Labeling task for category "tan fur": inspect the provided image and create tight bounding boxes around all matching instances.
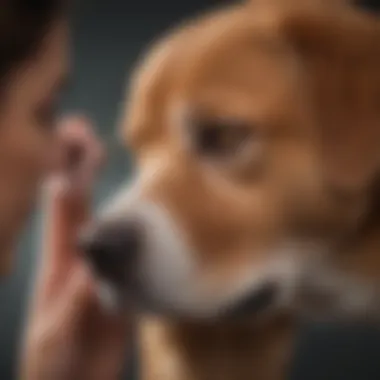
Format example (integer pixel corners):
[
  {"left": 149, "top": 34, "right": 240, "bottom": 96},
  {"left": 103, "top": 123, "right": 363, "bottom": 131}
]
[
  {"left": 117, "top": 1, "right": 380, "bottom": 379},
  {"left": 139, "top": 315, "right": 296, "bottom": 380}
]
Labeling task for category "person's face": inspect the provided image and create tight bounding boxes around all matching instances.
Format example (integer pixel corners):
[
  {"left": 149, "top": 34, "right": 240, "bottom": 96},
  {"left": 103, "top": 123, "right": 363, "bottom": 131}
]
[{"left": 0, "top": 20, "right": 69, "bottom": 274}]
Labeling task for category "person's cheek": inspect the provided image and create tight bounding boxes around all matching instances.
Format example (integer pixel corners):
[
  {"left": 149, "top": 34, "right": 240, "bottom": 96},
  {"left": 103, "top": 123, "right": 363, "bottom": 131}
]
[{"left": 14, "top": 121, "right": 51, "bottom": 219}]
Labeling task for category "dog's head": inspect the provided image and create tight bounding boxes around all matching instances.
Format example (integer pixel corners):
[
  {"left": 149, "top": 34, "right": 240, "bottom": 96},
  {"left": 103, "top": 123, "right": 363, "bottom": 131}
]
[{"left": 81, "top": 1, "right": 380, "bottom": 320}]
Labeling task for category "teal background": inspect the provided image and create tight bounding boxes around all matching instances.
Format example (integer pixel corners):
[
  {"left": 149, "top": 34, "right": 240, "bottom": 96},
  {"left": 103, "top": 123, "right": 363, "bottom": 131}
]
[{"left": 0, "top": 1, "right": 380, "bottom": 379}]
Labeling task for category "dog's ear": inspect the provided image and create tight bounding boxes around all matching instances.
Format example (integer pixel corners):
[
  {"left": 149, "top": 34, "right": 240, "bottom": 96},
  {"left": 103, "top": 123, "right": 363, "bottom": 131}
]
[{"left": 283, "top": 7, "right": 380, "bottom": 194}]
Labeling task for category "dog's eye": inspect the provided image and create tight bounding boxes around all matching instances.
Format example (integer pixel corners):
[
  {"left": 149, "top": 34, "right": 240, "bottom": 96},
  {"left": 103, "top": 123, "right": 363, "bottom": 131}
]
[{"left": 191, "top": 119, "right": 252, "bottom": 158}]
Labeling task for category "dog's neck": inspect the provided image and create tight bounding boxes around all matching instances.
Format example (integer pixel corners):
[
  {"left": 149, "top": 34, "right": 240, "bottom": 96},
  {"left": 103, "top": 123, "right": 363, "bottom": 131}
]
[
  {"left": 301, "top": 179, "right": 380, "bottom": 319},
  {"left": 138, "top": 314, "right": 297, "bottom": 380}
]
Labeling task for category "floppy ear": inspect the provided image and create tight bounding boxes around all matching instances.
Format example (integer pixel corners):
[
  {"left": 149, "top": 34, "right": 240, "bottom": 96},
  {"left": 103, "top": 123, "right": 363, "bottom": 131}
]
[{"left": 283, "top": 6, "right": 380, "bottom": 194}]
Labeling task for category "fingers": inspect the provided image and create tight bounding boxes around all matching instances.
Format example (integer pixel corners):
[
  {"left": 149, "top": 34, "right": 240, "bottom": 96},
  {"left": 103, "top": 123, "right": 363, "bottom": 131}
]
[
  {"left": 24, "top": 115, "right": 131, "bottom": 380},
  {"left": 40, "top": 174, "right": 89, "bottom": 282},
  {"left": 24, "top": 263, "right": 94, "bottom": 367},
  {"left": 56, "top": 115, "right": 104, "bottom": 194},
  {"left": 51, "top": 262, "right": 94, "bottom": 329},
  {"left": 76, "top": 293, "right": 132, "bottom": 380},
  {"left": 38, "top": 115, "right": 105, "bottom": 293}
]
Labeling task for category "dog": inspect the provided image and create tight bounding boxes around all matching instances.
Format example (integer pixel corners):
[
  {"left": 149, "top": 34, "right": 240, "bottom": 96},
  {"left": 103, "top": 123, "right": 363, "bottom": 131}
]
[{"left": 80, "top": 0, "right": 380, "bottom": 379}]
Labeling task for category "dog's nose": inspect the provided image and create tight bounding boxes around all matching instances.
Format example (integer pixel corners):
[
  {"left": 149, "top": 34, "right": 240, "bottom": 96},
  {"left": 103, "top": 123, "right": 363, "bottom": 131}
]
[{"left": 78, "top": 221, "right": 141, "bottom": 282}]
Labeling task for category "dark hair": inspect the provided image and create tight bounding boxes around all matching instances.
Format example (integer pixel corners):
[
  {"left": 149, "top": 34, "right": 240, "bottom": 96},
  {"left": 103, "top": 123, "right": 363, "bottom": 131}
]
[{"left": 0, "top": 0, "right": 65, "bottom": 83}]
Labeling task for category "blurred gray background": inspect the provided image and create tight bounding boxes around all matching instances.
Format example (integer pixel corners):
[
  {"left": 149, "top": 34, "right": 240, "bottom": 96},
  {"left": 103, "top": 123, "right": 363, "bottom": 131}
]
[{"left": 1, "top": 0, "right": 380, "bottom": 379}]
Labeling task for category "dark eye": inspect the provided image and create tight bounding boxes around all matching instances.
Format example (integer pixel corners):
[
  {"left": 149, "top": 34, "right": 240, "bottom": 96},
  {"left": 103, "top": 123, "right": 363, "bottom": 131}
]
[{"left": 191, "top": 118, "right": 252, "bottom": 158}]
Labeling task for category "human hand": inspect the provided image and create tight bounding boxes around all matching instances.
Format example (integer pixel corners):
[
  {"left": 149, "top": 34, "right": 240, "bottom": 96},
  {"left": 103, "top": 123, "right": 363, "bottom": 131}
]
[{"left": 20, "top": 116, "right": 130, "bottom": 380}]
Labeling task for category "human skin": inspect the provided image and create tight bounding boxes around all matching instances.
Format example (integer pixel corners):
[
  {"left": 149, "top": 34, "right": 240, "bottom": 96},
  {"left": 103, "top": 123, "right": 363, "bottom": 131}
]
[{"left": 20, "top": 117, "right": 130, "bottom": 380}]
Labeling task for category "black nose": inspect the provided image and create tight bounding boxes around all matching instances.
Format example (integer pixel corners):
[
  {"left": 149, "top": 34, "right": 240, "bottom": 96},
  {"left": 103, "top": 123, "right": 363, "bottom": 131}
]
[{"left": 78, "top": 221, "right": 141, "bottom": 282}]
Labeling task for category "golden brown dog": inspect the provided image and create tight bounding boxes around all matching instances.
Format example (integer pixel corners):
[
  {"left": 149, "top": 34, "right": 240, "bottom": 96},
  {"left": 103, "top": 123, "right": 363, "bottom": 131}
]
[{"left": 81, "top": 0, "right": 380, "bottom": 379}]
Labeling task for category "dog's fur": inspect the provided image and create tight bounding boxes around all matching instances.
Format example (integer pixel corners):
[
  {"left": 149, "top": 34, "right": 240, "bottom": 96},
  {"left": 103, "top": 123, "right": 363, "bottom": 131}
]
[{"left": 87, "top": 1, "right": 380, "bottom": 379}]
